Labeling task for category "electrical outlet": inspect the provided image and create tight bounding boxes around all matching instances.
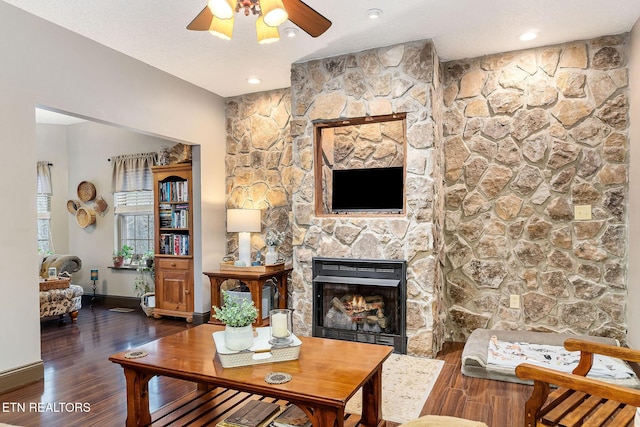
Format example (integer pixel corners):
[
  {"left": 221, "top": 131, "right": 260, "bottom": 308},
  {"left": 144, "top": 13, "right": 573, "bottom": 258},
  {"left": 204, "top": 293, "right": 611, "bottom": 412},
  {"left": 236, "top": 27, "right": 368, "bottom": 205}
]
[
  {"left": 574, "top": 205, "right": 592, "bottom": 220},
  {"left": 509, "top": 294, "right": 520, "bottom": 309}
]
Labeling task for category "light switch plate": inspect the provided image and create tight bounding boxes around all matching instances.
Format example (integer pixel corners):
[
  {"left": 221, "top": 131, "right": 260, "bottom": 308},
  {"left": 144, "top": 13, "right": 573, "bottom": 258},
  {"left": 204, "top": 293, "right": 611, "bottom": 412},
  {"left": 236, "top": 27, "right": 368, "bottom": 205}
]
[
  {"left": 509, "top": 294, "right": 520, "bottom": 309},
  {"left": 574, "top": 205, "right": 592, "bottom": 220}
]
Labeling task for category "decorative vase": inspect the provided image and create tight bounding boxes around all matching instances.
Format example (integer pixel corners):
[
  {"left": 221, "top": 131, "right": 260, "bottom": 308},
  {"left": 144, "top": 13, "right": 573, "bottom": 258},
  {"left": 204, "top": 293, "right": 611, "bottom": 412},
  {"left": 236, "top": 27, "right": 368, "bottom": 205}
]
[
  {"left": 265, "top": 246, "right": 278, "bottom": 265},
  {"left": 224, "top": 324, "right": 254, "bottom": 351},
  {"left": 113, "top": 256, "right": 124, "bottom": 268}
]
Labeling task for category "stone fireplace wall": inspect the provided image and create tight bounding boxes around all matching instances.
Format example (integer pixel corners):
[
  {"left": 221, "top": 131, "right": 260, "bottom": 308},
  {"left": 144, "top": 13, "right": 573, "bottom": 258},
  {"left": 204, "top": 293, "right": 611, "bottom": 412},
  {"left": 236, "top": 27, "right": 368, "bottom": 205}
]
[
  {"left": 225, "top": 89, "right": 293, "bottom": 263},
  {"left": 442, "top": 35, "right": 630, "bottom": 342},
  {"left": 290, "top": 40, "right": 446, "bottom": 357}
]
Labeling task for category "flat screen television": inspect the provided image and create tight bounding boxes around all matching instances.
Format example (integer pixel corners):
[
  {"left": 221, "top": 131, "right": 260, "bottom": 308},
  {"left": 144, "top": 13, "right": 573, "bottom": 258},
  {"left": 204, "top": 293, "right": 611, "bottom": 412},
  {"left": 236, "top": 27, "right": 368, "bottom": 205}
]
[{"left": 332, "top": 166, "right": 404, "bottom": 213}]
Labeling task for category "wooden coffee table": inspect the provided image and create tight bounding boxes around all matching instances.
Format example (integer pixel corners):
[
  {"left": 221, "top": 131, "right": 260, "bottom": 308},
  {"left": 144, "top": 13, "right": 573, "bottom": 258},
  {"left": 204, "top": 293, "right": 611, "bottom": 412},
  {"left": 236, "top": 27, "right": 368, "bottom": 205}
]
[{"left": 109, "top": 324, "right": 392, "bottom": 427}]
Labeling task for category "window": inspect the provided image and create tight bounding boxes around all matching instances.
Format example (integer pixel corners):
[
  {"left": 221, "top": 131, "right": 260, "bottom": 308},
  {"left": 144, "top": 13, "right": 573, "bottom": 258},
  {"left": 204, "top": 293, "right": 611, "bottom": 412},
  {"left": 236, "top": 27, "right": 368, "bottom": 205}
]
[
  {"left": 111, "top": 152, "right": 156, "bottom": 259},
  {"left": 36, "top": 161, "right": 53, "bottom": 253},
  {"left": 37, "top": 193, "right": 52, "bottom": 253},
  {"left": 114, "top": 191, "right": 154, "bottom": 258}
]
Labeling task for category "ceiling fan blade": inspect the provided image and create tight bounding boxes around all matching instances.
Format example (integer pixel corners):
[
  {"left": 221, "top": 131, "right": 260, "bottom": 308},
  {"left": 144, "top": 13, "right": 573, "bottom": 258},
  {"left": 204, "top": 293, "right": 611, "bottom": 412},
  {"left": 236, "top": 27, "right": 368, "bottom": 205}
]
[
  {"left": 187, "top": 6, "right": 213, "bottom": 31},
  {"left": 282, "top": 0, "right": 332, "bottom": 37}
]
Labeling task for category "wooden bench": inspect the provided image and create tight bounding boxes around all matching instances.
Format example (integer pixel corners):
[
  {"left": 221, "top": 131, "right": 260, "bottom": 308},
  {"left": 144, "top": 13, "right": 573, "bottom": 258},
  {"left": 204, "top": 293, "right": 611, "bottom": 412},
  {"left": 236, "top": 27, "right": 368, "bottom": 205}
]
[{"left": 515, "top": 338, "right": 640, "bottom": 427}]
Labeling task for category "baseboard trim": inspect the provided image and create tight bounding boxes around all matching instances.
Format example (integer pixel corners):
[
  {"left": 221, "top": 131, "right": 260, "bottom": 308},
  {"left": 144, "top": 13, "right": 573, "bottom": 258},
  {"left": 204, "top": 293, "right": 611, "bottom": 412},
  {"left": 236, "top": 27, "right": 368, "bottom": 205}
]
[
  {"left": 82, "top": 294, "right": 140, "bottom": 309},
  {"left": 0, "top": 361, "right": 44, "bottom": 394}
]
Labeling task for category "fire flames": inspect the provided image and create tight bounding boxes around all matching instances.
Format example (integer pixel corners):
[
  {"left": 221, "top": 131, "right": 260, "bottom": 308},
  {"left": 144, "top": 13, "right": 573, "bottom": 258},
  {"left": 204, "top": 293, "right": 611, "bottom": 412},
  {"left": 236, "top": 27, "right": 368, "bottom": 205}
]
[
  {"left": 344, "top": 294, "right": 368, "bottom": 313},
  {"left": 326, "top": 293, "right": 387, "bottom": 331}
]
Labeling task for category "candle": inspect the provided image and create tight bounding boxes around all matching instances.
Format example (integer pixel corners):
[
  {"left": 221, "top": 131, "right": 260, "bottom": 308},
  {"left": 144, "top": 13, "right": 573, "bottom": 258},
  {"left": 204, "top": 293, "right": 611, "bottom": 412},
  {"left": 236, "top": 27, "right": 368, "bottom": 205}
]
[{"left": 271, "top": 312, "right": 289, "bottom": 338}]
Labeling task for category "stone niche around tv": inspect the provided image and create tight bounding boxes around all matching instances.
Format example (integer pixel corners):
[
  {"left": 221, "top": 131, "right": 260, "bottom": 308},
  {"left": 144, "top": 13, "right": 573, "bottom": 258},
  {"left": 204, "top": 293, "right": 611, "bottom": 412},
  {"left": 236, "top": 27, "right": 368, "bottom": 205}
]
[{"left": 314, "top": 113, "right": 407, "bottom": 217}]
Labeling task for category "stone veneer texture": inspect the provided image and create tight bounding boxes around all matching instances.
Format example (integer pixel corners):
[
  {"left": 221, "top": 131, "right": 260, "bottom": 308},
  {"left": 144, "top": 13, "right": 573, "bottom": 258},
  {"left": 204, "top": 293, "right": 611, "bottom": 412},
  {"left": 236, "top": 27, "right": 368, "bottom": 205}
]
[
  {"left": 442, "top": 35, "right": 630, "bottom": 342},
  {"left": 225, "top": 89, "right": 293, "bottom": 263},
  {"left": 290, "top": 40, "right": 446, "bottom": 357}
]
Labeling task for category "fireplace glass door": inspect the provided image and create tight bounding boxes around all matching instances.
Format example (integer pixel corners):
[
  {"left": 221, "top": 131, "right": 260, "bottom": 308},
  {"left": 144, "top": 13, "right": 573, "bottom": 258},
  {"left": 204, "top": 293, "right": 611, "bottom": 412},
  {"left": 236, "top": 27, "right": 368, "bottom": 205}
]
[{"left": 312, "top": 257, "right": 407, "bottom": 353}]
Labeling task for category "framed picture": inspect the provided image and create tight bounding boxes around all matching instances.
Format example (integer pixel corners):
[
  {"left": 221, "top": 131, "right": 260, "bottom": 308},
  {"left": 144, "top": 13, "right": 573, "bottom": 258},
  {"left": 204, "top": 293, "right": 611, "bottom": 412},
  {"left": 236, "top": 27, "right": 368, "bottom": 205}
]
[{"left": 48, "top": 267, "right": 57, "bottom": 279}]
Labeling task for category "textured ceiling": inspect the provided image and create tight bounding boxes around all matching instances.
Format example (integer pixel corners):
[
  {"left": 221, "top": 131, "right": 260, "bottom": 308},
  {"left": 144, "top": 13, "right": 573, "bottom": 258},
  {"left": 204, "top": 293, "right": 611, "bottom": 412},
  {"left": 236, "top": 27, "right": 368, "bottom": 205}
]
[{"left": 4, "top": 0, "right": 640, "bottom": 98}]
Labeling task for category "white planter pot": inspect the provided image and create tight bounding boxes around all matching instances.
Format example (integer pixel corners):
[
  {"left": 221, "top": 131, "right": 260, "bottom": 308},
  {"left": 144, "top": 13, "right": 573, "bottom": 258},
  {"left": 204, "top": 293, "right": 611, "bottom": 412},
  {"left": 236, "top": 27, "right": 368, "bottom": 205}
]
[{"left": 224, "top": 324, "right": 254, "bottom": 351}]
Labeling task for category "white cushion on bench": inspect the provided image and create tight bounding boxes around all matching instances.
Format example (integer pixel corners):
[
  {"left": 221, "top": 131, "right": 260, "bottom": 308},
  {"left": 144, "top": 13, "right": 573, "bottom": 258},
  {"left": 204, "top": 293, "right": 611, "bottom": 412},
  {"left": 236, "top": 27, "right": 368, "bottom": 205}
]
[{"left": 461, "top": 328, "right": 639, "bottom": 386}]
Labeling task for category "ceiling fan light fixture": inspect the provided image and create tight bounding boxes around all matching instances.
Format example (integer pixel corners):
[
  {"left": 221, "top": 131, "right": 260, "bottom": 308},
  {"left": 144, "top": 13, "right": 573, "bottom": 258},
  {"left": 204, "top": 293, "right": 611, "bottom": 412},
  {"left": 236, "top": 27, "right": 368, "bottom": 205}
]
[
  {"left": 207, "top": 0, "right": 234, "bottom": 19},
  {"left": 256, "top": 15, "right": 280, "bottom": 44},
  {"left": 208, "top": 14, "right": 234, "bottom": 40},
  {"left": 261, "top": 0, "right": 288, "bottom": 27}
]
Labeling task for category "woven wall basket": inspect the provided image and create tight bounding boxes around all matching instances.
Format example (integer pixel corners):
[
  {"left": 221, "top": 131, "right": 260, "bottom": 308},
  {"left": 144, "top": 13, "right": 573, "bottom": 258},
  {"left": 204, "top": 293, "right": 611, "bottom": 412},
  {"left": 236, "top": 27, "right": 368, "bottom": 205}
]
[
  {"left": 77, "top": 181, "right": 97, "bottom": 202},
  {"left": 67, "top": 199, "right": 81, "bottom": 214},
  {"left": 76, "top": 207, "right": 96, "bottom": 228},
  {"left": 93, "top": 196, "right": 108, "bottom": 215}
]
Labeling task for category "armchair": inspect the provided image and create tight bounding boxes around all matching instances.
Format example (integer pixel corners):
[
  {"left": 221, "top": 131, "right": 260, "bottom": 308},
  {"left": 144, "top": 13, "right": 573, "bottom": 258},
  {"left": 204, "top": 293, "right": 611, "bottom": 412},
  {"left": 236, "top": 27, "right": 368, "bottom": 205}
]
[
  {"left": 39, "top": 254, "right": 84, "bottom": 323},
  {"left": 515, "top": 338, "right": 640, "bottom": 427}
]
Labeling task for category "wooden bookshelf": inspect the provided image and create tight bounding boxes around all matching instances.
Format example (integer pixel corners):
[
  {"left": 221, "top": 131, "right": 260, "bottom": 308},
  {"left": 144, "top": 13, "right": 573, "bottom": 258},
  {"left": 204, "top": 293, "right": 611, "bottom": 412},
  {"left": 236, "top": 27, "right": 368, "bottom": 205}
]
[{"left": 151, "top": 163, "right": 194, "bottom": 323}]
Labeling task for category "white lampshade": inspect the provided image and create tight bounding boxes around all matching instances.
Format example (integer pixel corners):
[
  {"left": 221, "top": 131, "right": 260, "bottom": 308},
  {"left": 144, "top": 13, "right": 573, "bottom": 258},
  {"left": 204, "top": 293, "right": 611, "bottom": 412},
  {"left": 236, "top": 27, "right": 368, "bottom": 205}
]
[
  {"left": 227, "top": 209, "right": 261, "bottom": 232},
  {"left": 261, "top": 0, "right": 288, "bottom": 27},
  {"left": 227, "top": 209, "right": 261, "bottom": 267},
  {"left": 207, "top": 0, "right": 234, "bottom": 19},
  {"left": 256, "top": 16, "right": 280, "bottom": 44}
]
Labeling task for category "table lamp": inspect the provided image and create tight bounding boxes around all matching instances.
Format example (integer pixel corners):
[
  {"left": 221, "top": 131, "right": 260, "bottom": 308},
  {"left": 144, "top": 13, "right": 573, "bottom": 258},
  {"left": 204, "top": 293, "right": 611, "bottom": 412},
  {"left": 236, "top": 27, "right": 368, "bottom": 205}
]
[{"left": 227, "top": 208, "right": 261, "bottom": 267}]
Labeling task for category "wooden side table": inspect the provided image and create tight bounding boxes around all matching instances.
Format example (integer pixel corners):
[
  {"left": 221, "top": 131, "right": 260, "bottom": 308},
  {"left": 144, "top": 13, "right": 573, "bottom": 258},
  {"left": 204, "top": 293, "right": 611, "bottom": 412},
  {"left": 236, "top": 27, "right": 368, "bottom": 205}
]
[{"left": 204, "top": 267, "right": 292, "bottom": 327}]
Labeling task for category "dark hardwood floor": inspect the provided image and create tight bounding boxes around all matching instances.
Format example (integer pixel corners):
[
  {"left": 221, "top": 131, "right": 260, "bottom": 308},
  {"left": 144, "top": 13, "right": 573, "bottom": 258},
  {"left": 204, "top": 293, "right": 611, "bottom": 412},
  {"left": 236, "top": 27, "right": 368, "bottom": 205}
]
[
  {"left": 422, "top": 341, "right": 532, "bottom": 426},
  {"left": 0, "top": 306, "right": 533, "bottom": 426}
]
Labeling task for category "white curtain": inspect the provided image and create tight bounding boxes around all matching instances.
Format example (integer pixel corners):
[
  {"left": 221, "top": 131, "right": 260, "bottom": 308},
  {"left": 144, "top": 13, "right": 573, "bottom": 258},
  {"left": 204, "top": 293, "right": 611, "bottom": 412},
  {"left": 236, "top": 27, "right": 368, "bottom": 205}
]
[
  {"left": 36, "top": 161, "right": 52, "bottom": 194},
  {"left": 111, "top": 152, "right": 157, "bottom": 192}
]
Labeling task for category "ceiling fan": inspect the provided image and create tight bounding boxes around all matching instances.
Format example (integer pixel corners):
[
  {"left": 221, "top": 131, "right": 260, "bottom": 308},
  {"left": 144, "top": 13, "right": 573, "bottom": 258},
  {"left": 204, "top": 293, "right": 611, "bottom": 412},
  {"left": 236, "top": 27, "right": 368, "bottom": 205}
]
[{"left": 187, "top": 0, "right": 332, "bottom": 38}]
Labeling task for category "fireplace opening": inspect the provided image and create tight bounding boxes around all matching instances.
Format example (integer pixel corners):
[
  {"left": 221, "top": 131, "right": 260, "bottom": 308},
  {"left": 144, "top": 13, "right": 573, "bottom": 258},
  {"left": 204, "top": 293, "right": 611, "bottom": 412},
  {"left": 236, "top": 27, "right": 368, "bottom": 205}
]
[{"left": 312, "top": 257, "right": 407, "bottom": 353}]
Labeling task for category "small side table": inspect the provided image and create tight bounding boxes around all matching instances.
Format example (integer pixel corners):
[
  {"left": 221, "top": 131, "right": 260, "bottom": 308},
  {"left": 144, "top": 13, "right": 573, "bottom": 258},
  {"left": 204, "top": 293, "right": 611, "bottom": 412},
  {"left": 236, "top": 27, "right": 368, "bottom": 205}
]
[{"left": 204, "top": 267, "right": 292, "bottom": 327}]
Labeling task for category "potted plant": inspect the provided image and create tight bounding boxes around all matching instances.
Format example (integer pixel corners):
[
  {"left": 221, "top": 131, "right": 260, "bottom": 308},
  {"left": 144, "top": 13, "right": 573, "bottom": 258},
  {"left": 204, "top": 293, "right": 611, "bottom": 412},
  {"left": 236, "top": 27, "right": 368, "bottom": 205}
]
[
  {"left": 142, "top": 250, "right": 154, "bottom": 268},
  {"left": 264, "top": 229, "right": 285, "bottom": 265},
  {"left": 213, "top": 290, "right": 259, "bottom": 351},
  {"left": 113, "top": 251, "right": 124, "bottom": 268},
  {"left": 134, "top": 256, "right": 155, "bottom": 316},
  {"left": 113, "top": 245, "right": 134, "bottom": 267}
]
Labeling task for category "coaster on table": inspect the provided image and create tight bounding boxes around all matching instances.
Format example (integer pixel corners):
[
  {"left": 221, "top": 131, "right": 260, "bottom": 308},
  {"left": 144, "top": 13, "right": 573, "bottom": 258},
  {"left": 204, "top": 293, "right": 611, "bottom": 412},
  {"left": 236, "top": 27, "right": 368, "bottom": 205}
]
[
  {"left": 124, "top": 350, "right": 148, "bottom": 359},
  {"left": 265, "top": 372, "right": 292, "bottom": 384}
]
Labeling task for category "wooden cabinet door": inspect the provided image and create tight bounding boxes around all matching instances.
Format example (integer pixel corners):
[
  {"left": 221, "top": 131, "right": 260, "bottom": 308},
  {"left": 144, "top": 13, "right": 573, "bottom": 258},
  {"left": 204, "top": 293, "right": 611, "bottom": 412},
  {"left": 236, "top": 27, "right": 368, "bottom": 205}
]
[{"left": 157, "top": 269, "right": 191, "bottom": 312}]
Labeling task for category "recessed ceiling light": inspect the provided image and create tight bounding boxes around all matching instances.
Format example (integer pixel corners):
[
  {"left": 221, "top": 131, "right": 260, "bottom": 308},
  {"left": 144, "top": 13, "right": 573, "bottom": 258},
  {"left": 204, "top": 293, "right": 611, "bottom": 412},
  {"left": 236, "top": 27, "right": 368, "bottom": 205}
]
[
  {"left": 519, "top": 31, "right": 539, "bottom": 41},
  {"left": 283, "top": 27, "right": 299, "bottom": 38},
  {"left": 247, "top": 77, "right": 261, "bottom": 85},
  {"left": 367, "top": 8, "right": 383, "bottom": 19}
]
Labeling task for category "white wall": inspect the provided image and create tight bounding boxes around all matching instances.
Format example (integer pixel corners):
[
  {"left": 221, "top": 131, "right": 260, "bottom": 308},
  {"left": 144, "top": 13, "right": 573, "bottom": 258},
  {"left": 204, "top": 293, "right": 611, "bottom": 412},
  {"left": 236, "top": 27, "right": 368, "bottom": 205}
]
[
  {"left": 0, "top": 2, "right": 226, "bottom": 375},
  {"left": 628, "top": 18, "right": 640, "bottom": 349}
]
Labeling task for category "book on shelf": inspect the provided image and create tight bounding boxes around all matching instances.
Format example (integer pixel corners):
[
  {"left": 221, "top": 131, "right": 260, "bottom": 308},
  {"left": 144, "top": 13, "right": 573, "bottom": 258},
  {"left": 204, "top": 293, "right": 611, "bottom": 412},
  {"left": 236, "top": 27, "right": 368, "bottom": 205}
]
[
  {"left": 159, "top": 180, "right": 189, "bottom": 203},
  {"left": 216, "top": 400, "right": 282, "bottom": 427},
  {"left": 159, "top": 234, "right": 189, "bottom": 255},
  {"left": 271, "top": 405, "right": 311, "bottom": 427}
]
